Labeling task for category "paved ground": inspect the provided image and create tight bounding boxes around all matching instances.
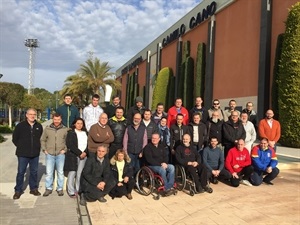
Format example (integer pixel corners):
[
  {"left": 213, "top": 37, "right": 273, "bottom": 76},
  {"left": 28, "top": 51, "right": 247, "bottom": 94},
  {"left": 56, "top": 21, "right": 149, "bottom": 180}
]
[
  {"left": 0, "top": 124, "right": 299, "bottom": 225},
  {"left": 87, "top": 145, "right": 300, "bottom": 225}
]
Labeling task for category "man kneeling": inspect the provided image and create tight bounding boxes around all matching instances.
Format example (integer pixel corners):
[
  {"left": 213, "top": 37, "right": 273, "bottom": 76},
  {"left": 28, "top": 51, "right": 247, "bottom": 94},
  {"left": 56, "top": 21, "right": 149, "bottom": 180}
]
[{"left": 80, "top": 145, "right": 116, "bottom": 205}]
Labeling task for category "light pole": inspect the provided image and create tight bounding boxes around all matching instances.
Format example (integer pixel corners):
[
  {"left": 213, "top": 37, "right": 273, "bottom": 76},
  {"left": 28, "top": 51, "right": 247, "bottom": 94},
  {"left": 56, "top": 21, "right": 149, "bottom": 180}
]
[{"left": 24, "top": 39, "right": 39, "bottom": 95}]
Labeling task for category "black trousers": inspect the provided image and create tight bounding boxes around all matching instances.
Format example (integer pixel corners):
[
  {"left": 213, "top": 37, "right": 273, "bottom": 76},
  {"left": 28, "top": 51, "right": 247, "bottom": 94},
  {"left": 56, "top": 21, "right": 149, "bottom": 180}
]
[
  {"left": 185, "top": 163, "right": 208, "bottom": 190},
  {"left": 230, "top": 165, "right": 254, "bottom": 187}
]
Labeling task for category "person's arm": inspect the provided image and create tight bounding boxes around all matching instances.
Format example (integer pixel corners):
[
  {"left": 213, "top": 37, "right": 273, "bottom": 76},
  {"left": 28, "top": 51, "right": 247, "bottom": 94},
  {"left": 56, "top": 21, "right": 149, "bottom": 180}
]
[
  {"left": 142, "top": 129, "right": 148, "bottom": 149},
  {"left": 143, "top": 145, "right": 160, "bottom": 166},
  {"left": 258, "top": 120, "right": 266, "bottom": 139},
  {"left": 218, "top": 148, "right": 225, "bottom": 171},
  {"left": 240, "top": 150, "right": 251, "bottom": 167},
  {"left": 82, "top": 158, "right": 99, "bottom": 186},
  {"left": 249, "top": 122, "right": 257, "bottom": 144},
  {"left": 40, "top": 128, "right": 48, "bottom": 152},
  {"left": 274, "top": 121, "right": 281, "bottom": 143},
  {"left": 175, "top": 146, "right": 188, "bottom": 166},
  {"left": 223, "top": 123, "right": 236, "bottom": 143},
  {"left": 122, "top": 128, "right": 128, "bottom": 153},
  {"left": 103, "top": 127, "right": 114, "bottom": 144},
  {"left": 269, "top": 148, "right": 278, "bottom": 169},
  {"left": 12, "top": 124, "right": 20, "bottom": 146},
  {"left": 225, "top": 151, "right": 234, "bottom": 174}
]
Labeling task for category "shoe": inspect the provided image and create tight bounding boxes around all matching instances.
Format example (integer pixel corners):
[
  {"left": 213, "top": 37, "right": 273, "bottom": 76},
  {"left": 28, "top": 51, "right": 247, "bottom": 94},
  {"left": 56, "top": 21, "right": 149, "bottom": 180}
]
[
  {"left": 43, "top": 189, "right": 52, "bottom": 197},
  {"left": 57, "top": 190, "right": 64, "bottom": 196},
  {"left": 126, "top": 193, "right": 133, "bottom": 200},
  {"left": 196, "top": 186, "right": 204, "bottom": 193},
  {"left": 240, "top": 180, "right": 253, "bottom": 187},
  {"left": 211, "top": 177, "right": 218, "bottom": 184},
  {"left": 203, "top": 185, "right": 213, "bottom": 193},
  {"left": 79, "top": 194, "right": 86, "bottom": 206},
  {"left": 263, "top": 180, "right": 274, "bottom": 185},
  {"left": 13, "top": 192, "right": 22, "bottom": 200},
  {"left": 30, "top": 189, "right": 41, "bottom": 196},
  {"left": 98, "top": 197, "right": 107, "bottom": 203},
  {"left": 69, "top": 194, "right": 77, "bottom": 198}
]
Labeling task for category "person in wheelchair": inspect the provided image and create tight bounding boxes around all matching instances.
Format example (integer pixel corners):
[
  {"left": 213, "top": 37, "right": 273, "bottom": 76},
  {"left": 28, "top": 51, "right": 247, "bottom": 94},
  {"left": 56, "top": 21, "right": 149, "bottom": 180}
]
[
  {"left": 109, "top": 149, "right": 135, "bottom": 200},
  {"left": 143, "top": 133, "right": 175, "bottom": 196},
  {"left": 175, "top": 134, "right": 213, "bottom": 193}
]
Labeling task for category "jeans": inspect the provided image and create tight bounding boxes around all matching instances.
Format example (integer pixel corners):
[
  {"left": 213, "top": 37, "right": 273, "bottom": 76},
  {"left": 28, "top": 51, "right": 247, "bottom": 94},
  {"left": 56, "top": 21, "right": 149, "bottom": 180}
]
[
  {"left": 15, "top": 156, "right": 39, "bottom": 193},
  {"left": 149, "top": 164, "right": 175, "bottom": 190},
  {"left": 67, "top": 157, "right": 87, "bottom": 195},
  {"left": 250, "top": 167, "right": 280, "bottom": 186},
  {"left": 45, "top": 154, "right": 65, "bottom": 191},
  {"left": 128, "top": 153, "right": 140, "bottom": 175}
]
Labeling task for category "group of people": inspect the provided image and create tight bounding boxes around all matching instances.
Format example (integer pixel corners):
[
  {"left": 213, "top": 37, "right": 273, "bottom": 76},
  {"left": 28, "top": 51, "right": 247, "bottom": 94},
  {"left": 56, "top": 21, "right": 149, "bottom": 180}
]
[{"left": 12, "top": 94, "right": 281, "bottom": 205}]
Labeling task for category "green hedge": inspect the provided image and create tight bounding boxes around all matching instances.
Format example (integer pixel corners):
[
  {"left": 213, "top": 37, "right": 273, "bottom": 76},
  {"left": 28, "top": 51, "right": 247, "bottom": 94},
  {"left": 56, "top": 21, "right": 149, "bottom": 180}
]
[
  {"left": 195, "top": 43, "right": 206, "bottom": 99},
  {"left": 0, "top": 125, "right": 13, "bottom": 133},
  {"left": 183, "top": 56, "right": 194, "bottom": 109},
  {"left": 277, "top": 2, "right": 300, "bottom": 147}
]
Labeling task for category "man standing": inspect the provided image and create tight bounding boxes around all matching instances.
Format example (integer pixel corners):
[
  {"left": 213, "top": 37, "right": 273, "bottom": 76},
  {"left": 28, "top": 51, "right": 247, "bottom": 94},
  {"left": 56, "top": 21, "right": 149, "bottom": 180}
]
[
  {"left": 208, "top": 99, "right": 227, "bottom": 121},
  {"left": 202, "top": 137, "right": 231, "bottom": 184},
  {"left": 143, "top": 133, "right": 175, "bottom": 196},
  {"left": 225, "top": 139, "right": 253, "bottom": 187},
  {"left": 80, "top": 145, "right": 116, "bottom": 205},
  {"left": 108, "top": 106, "right": 127, "bottom": 159},
  {"left": 223, "top": 99, "right": 240, "bottom": 121},
  {"left": 240, "top": 112, "right": 256, "bottom": 153},
  {"left": 206, "top": 111, "right": 223, "bottom": 148},
  {"left": 223, "top": 110, "right": 246, "bottom": 158},
  {"left": 250, "top": 138, "right": 280, "bottom": 186},
  {"left": 123, "top": 113, "right": 147, "bottom": 174},
  {"left": 142, "top": 109, "right": 159, "bottom": 143},
  {"left": 242, "top": 102, "right": 258, "bottom": 131},
  {"left": 189, "top": 97, "right": 209, "bottom": 124},
  {"left": 152, "top": 102, "right": 168, "bottom": 124},
  {"left": 12, "top": 108, "right": 43, "bottom": 199},
  {"left": 88, "top": 113, "right": 114, "bottom": 156},
  {"left": 258, "top": 109, "right": 281, "bottom": 151},
  {"left": 105, "top": 95, "right": 121, "bottom": 119},
  {"left": 56, "top": 94, "right": 80, "bottom": 128},
  {"left": 167, "top": 98, "right": 189, "bottom": 127},
  {"left": 127, "top": 96, "right": 145, "bottom": 125},
  {"left": 41, "top": 113, "right": 68, "bottom": 197},
  {"left": 188, "top": 113, "right": 207, "bottom": 152},
  {"left": 83, "top": 94, "right": 103, "bottom": 131}
]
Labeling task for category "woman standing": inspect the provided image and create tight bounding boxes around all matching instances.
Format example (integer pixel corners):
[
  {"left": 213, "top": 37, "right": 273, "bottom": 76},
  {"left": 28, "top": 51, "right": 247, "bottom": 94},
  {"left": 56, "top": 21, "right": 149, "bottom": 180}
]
[
  {"left": 109, "top": 149, "right": 135, "bottom": 200},
  {"left": 64, "top": 118, "right": 88, "bottom": 198}
]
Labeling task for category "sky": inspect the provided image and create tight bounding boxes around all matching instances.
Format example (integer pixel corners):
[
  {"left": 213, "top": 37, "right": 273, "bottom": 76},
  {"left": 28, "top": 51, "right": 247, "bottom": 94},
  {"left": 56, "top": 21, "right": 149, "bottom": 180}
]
[{"left": 0, "top": 0, "right": 201, "bottom": 93}]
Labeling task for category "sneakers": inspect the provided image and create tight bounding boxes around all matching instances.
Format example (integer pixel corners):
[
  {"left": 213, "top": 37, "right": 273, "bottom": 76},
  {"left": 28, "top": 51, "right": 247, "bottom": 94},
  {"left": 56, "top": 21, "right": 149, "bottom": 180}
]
[
  {"left": 98, "top": 197, "right": 107, "bottom": 203},
  {"left": 43, "top": 189, "right": 52, "bottom": 197},
  {"left": 30, "top": 189, "right": 41, "bottom": 196},
  {"left": 57, "top": 190, "right": 64, "bottom": 196},
  {"left": 203, "top": 185, "right": 213, "bottom": 193},
  {"left": 13, "top": 192, "right": 22, "bottom": 200},
  {"left": 126, "top": 193, "right": 133, "bottom": 200},
  {"left": 263, "top": 180, "right": 274, "bottom": 185},
  {"left": 240, "top": 180, "right": 253, "bottom": 187}
]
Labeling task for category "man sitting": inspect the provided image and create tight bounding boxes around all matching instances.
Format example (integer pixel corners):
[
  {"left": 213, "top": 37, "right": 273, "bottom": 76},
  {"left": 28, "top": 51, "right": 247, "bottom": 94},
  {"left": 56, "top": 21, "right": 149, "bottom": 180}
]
[
  {"left": 143, "top": 133, "right": 175, "bottom": 196},
  {"left": 250, "top": 138, "right": 280, "bottom": 185},
  {"left": 80, "top": 145, "right": 116, "bottom": 205}
]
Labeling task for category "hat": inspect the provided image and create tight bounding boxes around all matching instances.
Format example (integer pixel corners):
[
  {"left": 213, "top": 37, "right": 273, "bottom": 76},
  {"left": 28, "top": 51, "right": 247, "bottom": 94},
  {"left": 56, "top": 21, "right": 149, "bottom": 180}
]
[{"left": 135, "top": 96, "right": 143, "bottom": 103}]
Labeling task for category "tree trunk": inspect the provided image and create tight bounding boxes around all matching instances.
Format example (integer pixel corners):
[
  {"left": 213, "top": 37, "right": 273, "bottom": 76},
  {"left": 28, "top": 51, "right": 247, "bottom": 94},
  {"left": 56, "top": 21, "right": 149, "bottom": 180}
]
[{"left": 8, "top": 105, "right": 12, "bottom": 128}]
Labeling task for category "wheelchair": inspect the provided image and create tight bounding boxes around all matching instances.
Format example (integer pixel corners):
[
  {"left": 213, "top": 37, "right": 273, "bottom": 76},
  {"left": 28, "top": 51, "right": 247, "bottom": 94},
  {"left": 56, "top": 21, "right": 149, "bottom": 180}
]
[
  {"left": 175, "top": 165, "right": 198, "bottom": 196},
  {"left": 135, "top": 166, "right": 177, "bottom": 200}
]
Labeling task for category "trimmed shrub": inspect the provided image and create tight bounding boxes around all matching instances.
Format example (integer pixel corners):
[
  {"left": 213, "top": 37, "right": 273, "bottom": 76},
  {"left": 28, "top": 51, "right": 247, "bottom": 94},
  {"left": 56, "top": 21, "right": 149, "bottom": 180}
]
[
  {"left": 183, "top": 57, "right": 194, "bottom": 109},
  {"left": 195, "top": 43, "right": 206, "bottom": 99},
  {"left": 0, "top": 134, "right": 4, "bottom": 143},
  {"left": 277, "top": 2, "right": 300, "bottom": 147},
  {"left": 0, "top": 125, "right": 13, "bottom": 133}
]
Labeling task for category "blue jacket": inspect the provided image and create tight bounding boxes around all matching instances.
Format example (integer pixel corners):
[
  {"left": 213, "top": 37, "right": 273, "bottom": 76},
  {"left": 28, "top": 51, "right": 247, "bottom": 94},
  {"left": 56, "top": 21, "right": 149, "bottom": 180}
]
[
  {"left": 56, "top": 104, "right": 80, "bottom": 128},
  {"left": 251, "top": 144, "right": 278, "bottom": 171}
]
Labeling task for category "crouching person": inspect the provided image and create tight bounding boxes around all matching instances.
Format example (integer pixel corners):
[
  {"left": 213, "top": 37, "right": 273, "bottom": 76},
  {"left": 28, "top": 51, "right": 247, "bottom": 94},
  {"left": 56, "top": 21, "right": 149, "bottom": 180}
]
[
  {"left": 250, "top": 138, "right": 280, "bottom": 186},
  {"left": 80, "top": 145, "right": 116, "bottom": 205},
  {"left": 109, "top": 149, "right": 135, "bottom": 200}
]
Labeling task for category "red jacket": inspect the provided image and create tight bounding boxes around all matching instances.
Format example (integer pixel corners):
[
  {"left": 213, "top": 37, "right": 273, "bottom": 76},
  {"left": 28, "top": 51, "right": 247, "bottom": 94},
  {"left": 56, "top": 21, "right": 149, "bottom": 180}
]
[
  {"left": 225, "top": 147, "right": 251, "bottom": 174},
  {"left": 258, "top": 118, "right": 281, "bottom": 142},
  {"left": 167, "top": 106, "right": 189, "bottom": 128}
]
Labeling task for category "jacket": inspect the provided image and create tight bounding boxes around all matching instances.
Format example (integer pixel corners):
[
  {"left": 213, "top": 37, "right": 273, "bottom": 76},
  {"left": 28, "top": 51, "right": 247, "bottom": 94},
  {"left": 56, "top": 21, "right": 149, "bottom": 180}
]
[
  {"left": 258, "top": 118, "right": 281, "bottom": 142},
  {"left": 110, "top": 157, "right": 133, "bottom": 182},
  {"left": 143, "top": 142, "right": 169, "bottom": 166},
  {"left": 40, "top": 124, "right": 68, "bottom": 155},
  {"left": 83, "top": 104, "right": 103, "bottom": 131},
  {"left": 189, "top": 106, "right": 209, "bottom": 124},
  {"left": 222, "top": 119, "right": 246, "bottom": 145},
  {"left": 56, "top": 104, "right": 80, "bottom": 128},
  {"left": 251, "top": 144, "right": 278, "bottom": 171},
  {"left": 123, "top": 124, "right": 147, "bottom": 154},
  {"left": 206, "top": 119, "right": 223, "bottom": 144},
  {"left": 225, "top": 147, "right": 251, "bottom": 174},
  {"left": 167, "top": 106, "right": 189, "bottom": 128},
  {"left": 170, "top": 123, "right": 189, "bottom": 150},
  {"left": 12, "top": 120, "right": 43, "bottom": 157},
  {"left": 187, "top": 121, "right": 207, "bottom": 149},
  {"left": 142, "top": 119, "right": 159, "bottom": 141},
  {"left": 242, "top": 109, "right": 258, "bottom": 127},
  {"left": 104, "top": 104, "right": 119, "bottom": 119},
  {"left": 88, "top": 123, "right": 114, "bottom": 153},
  {"left": 126, "top": 105, "right": 145, "bottom": 125},
  {"left": 108, "top": 116, "right": 127, "bottom": 144},
  {"left": 152, "top": 111, "right": 168, "bottom": 124},
  {"left": 64, "top": 129, "right": 88, "bottom": 171},
  {"left": 175, "top": 144, "right": 202, "bottom": 166}
]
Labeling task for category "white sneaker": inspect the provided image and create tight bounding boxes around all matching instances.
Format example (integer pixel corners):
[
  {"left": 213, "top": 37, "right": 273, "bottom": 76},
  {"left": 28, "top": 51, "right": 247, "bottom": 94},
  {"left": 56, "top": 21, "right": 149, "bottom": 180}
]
[{"left": 240, "top": 180, "right": 253, "bottom": 186}]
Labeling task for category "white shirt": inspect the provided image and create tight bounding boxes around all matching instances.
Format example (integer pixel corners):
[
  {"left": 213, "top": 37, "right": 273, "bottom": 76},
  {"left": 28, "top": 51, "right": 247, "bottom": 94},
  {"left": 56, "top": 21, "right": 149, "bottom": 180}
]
[
  {"left": 75, "top": 129, "right": 88, "bottom": 152},
  {"left": 83, "top": 104, "right": 103, "bottom": 131}
]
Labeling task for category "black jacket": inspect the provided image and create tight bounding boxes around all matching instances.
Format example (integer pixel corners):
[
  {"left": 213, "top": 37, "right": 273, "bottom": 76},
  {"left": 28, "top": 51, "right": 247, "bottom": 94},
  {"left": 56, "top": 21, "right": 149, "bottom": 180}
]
[
  {"left": 126, "top": 105, "right": 145, "bottom": 125},
  {"left": 175, "top": 144, "right": 202, "bottom": 166},
  {"left": 108, "top": 116, "right": 127, "bottom": 144},
  {"left": 207, "top": 119, "right": 223, "bottom": 144},
  {"left": 170, "top": 124, "right": 189, "bottom": 150},
  {"left": 188, "top": 121, "right": 207, "bottom": 149},
  {"left": 142, "top": 119, "right": 159, "bottom": 141},
  {"left": 12, "top": 120, "right": 43, "bottom": 157},
  {"left": 143, "top": 142, "right": 169, "bottom": 166},
  {"left": 189, "top": 107, "right": 209, "bottom": 124},
  {"left": 64, "top": 129, "right": 88, "bottom": 171},
  {"left": 222, "top": 119, "right": 246, "bottom": 145},
  {"left": 110, "top": 157, "right": 134, "bottom": 181}
]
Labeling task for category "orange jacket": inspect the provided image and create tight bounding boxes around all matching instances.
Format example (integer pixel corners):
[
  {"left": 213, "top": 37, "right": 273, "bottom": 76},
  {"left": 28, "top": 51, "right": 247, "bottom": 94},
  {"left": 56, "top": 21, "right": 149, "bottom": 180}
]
[{"left": 258, "top": 119, "right": 281, "bottom": 142}]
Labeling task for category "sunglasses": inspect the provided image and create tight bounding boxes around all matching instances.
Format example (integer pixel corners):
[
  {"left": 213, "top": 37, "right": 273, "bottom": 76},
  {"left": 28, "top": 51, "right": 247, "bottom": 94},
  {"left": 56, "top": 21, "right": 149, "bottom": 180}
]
[{"left": 213, "top": 103, "right": 219, "bottom": 105}]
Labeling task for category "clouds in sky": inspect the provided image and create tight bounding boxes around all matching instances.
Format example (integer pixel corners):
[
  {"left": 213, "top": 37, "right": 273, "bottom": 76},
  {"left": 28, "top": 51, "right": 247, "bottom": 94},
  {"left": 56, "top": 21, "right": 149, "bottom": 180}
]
[{"left": 0, "top": 0, "right": 200, "bottom": 92}]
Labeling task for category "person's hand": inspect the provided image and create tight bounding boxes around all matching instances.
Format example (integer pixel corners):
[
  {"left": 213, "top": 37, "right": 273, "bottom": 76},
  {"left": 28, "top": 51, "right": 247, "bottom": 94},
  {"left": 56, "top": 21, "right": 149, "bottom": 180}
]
[
  {"left": 268, "top": 141, "right": 275, "bottom": 148},
  {"left": 117, "top": 182, "right": 123, "bottom": 187},
  {"left": 266, "top": 167, "right": 272, "bottom": 173},
  {"left": 192, "top": 161, "right": 198, "bottom": 167},
  {"left": 80, "top": 152, "right": 87, "bottom": 159},
  {"left": 60, "top": 150, "right": 66, "bottom": 154},
  {"left": 232, "top": 172, "right": 239, "bottom": 179},
  {"left": 123, "top": 177, "right": 129, "bottom": 183},
  {"left": 97, "top": 181, "right": 106, "bottom": 190},
  {"left": 139, "top": 152, "right": 143, "bottom": 158},
  {"left": 44, "top": 150, "right": 48, "bottom": 155},
  {"left": 212, "top": 170, "right": 219, "bottom": 177},
  {"left": 161, "top": 163, "right": 168, "bottom": 169},
  {"left": 233, "top": 164, "right": 239, "bottom": 169}
]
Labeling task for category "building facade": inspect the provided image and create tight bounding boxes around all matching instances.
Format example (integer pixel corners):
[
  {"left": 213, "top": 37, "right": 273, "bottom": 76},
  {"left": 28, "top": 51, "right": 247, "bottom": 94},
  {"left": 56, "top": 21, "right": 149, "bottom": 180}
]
[{"left": 116, "top": 0, "right": 298, "bottom": 119}]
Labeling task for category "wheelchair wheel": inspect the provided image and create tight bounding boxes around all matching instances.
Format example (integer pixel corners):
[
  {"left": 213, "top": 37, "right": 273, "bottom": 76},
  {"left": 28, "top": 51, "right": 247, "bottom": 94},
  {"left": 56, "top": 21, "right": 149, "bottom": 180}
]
[
  {"left": 190, "top": 190, "right": 195, "bottom": 196},
  {"left": 135, "top": 166, "right": 154, "bottom": 196},
  {"left": 175, "top": 165, "right": 186, "bottom": 191}
]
